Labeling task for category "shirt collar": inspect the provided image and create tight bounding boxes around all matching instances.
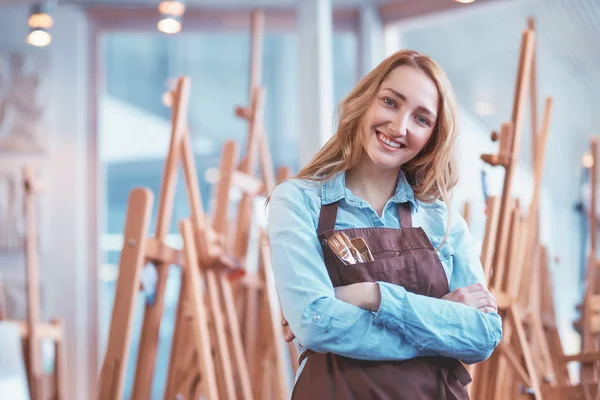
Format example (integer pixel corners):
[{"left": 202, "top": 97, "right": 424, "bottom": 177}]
[{"left": 320, "top": 170, "right": 419, "bottom": 211}]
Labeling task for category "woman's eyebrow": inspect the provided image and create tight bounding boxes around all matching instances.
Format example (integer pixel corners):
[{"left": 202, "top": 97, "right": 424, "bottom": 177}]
[{"left": 383, "top": 87, "right": 437, "bottom": 119}]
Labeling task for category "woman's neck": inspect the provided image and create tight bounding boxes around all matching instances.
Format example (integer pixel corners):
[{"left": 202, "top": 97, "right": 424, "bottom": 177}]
[{"left": 345, "top": 158, "right": 401, "bottom": 216}]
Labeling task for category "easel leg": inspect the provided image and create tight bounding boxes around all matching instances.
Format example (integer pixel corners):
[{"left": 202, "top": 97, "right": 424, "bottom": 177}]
[
  {"left": 244, "top": 273, "right": 260, "bottom": 386},
  {"left": 511, "top": 304, "right": 543, "bottom": 398},
  {"left": 218, "top": 274, "right": 254, "bottom": 399},
  {"left": 181, "top": 219, "right": 219, "bottom": 399},
  {"left": 164, "top": 276, "right": 191, "bottom": 399},
  {"left": 255, "top": 291, "right": 269, "bottom": 400},
  {"left": 52, "top": 318, "right": 67, "bottom": 400},
  {"left": 259, "top": 234, "right": 292, "bottom": 399},
  {"left": 131, "top": 261, "right": 170, "bottom": 399},
  {"left": 482, "top": 347, "right": 500, "bottom": 398},
  {"left": 205, "top": 270, "right": 237, "bottom": 399},
  {"left": 493, "top": 346, "right": 509, "bottom": 399},
  {"left": 21, "top": 336, "right": 41, "bottom": 400},
  {"left": 98, "top": 188, "right": 153, "bottom": 400}
]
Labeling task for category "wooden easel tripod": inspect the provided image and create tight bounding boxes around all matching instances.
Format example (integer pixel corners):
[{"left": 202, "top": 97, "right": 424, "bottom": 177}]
[
  {"left": 469, "top": 18, "right": 557, "bottom": 399},
  {"left": 98, "top": 77, "right": 257, "bottom": 400},
  {"left": 1, "top": 166, "right": 68, "bottom": 400}
]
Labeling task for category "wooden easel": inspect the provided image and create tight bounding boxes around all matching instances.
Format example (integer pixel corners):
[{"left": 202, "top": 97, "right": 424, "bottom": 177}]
[
  {"left": 540, "top": 137, "right": 600, "bottom": 399},
  {"left": 467, "top": 19, "right": 556, "bottom": 399},
  {"left": 98, "top": 77, "right": 255, "bottom": 400},
  {"left": 539, "top": 246, "right": 571, "bottom": 390},
  {"left": 163, "top": 63, "right": 273, "bottom": 398},
  {"left": 2, "top": 166, "right": 68, "bottom": 400},
  {"left": 229, "top": 10, "right": 299, "bottom": 398},
  {"left": 579, "top": 136, "right": 600, "bottom": 386},
  {"left": 516, "top": 19, "right": 559, "bottom": 391},
  {"left": 241, "top": 165, "right": 303, "bottom": 400},
  {"left": 233, "top": 11, "right": 269, "bottom": 379}
]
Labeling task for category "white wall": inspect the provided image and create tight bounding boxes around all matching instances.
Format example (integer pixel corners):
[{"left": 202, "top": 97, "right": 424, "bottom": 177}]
[{"left": 0, "top": 5, "right": 91, "bottom": 400}]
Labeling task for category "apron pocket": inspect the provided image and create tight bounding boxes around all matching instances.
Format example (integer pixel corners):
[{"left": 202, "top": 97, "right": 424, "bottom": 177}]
[{"left": 337, "top": 256, "right": 420, "bottom": 293}]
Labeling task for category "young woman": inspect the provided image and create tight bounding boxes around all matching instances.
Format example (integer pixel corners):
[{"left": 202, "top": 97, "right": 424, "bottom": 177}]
[{"left": 267, "top": 50, "right": 502, "bottom": 399}]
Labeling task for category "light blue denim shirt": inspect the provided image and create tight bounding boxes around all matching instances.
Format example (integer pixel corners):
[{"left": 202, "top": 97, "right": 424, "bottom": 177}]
[{"left": 267, "top": 171, "right": 502, "bottom": 381}]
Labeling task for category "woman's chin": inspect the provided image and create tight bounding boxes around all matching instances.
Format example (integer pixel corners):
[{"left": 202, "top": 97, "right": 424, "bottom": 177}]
[{"left": 369, "top": 156, "right": 402, "bottom": 171}]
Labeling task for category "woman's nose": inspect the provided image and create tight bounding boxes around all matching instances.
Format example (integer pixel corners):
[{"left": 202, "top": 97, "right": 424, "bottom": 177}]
[{"left": 389, "top": 113, "right": 410, "bottom": 137}]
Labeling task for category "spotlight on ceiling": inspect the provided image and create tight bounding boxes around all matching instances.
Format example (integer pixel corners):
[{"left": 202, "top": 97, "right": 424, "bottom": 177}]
[
  {"left": 26, "top": 2, "right": 55, "bottom": 47},
  {"left": 158, "top": 1, "right": 185, "bottom": 34}
]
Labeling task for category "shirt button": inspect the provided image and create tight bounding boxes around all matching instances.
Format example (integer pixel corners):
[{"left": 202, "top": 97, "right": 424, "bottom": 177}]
[{"left": 313, "top": 314, "right": 321, "bottom": 322}]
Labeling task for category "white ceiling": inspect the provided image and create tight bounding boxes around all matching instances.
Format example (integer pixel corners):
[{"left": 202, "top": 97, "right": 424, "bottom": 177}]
[{"left": 0, "top": 0, "right": 392, "bottom": 6}]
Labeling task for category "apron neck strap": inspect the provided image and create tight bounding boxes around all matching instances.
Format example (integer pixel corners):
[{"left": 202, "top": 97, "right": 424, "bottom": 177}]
[
  {"left": 318, "top": 202, "right": 339, "bottom": 235},
  {"left": 398, "top": 202, "right": 413, "bottom": 228}
]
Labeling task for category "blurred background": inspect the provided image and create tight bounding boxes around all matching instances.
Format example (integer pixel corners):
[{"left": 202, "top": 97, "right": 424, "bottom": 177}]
[{"left": 0, "top": 0, "right": 598, "bottom": 399}]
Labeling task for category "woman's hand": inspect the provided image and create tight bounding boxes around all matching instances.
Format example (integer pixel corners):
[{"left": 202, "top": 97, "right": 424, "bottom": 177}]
[
  {"left": 281, "top": 318, "right": 297, "bottom": 343},
  {"left": 442, "top": 282, "right": 497, "bottom": 313}
]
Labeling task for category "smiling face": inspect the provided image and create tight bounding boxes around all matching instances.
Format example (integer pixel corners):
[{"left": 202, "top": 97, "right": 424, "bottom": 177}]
[{"left": 359, "top": 65, "right": 440, "bottom": 172}]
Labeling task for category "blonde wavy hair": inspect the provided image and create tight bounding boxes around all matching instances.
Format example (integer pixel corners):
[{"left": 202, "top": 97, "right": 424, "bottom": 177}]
[
  {"left": 269, "top": 50, "right": 459, "bottom": 244},
  {"left": 292, "top": 50, "right": 459, "bottom": 240}
]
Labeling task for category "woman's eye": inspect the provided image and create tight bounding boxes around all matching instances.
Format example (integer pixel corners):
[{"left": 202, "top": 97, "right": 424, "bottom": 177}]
[
  {"left": 416, "top": 116, "right": 430, "bottom": 126},
  {"left": 383, "top": 98, "right": 396, "bottom": 108}
]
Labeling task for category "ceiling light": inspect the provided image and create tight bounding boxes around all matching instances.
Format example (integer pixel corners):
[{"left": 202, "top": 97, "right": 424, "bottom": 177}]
[
  {"left": 158, "top": 1, "right": 185, "bottom": 16},
  {"left": 26, "top": 29, "right": 52, "bottom": 47},
  {"left": 454, "top": 0, "right": 476, "bottom": 3},
  {"left": 158, "top": 1, "right": 185, "bottom": 34},
  {"left": 158, "top": 17, "right": 181, "bottom": 34},
  {"left": 26, "top": 2, "right": 55, "bottom": 47},
  {"left": 583, "top": 151, "right": 594, "bottom": 169}
]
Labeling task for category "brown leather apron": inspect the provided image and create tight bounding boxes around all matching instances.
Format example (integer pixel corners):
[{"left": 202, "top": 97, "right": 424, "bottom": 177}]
[{"left": 291, "top": 201, "right": 471, "bottom": 400}]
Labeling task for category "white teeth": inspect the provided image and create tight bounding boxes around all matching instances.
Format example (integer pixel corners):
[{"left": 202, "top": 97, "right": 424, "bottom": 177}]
[{"left": 377, "top": 132, "right": 401, "bottom": 148}]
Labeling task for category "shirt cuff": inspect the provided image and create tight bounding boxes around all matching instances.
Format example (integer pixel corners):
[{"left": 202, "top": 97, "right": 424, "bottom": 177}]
[{"left": 372, "top": 281, "right": 407, "bottom": 331}]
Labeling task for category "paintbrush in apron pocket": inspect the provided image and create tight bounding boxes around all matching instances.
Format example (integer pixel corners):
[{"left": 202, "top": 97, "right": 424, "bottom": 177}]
[
  {"left": 328, "top": 232, "right": 368, "bottom": 264},
  {"left": 350, "top": 237, "right": 374, "bottom": 262},
  {"left": 341, "top": 233, "right": 369, "bottom": 263},
  {"left": 327, "top": 232, "right": 358, "bottom": 264}
]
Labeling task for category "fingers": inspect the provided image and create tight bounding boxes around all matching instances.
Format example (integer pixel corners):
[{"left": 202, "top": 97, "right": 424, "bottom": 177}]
[
  {"left": 476, "top": 297, "right": 498, "bottom": 313},
  {"left": 474, "top": 296, "right": 498, "bottom": 311},
  {"left": 466, "top": 282, "right": 489, "bottom": 293},
  {"left": 281, "top": 317, "right": 295, "bottom": 342},
  {"left": 284, "top": 331, "right": 295, "bottom": 342},
  {"left": 465, "top": 283, "right": 497, "bottom": 308},
  {"left": 472, "top": 291, "right": 497, "bottom": 306},
  {"left": 489, "top": 293, "right": 497, "bottom": 309}
]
